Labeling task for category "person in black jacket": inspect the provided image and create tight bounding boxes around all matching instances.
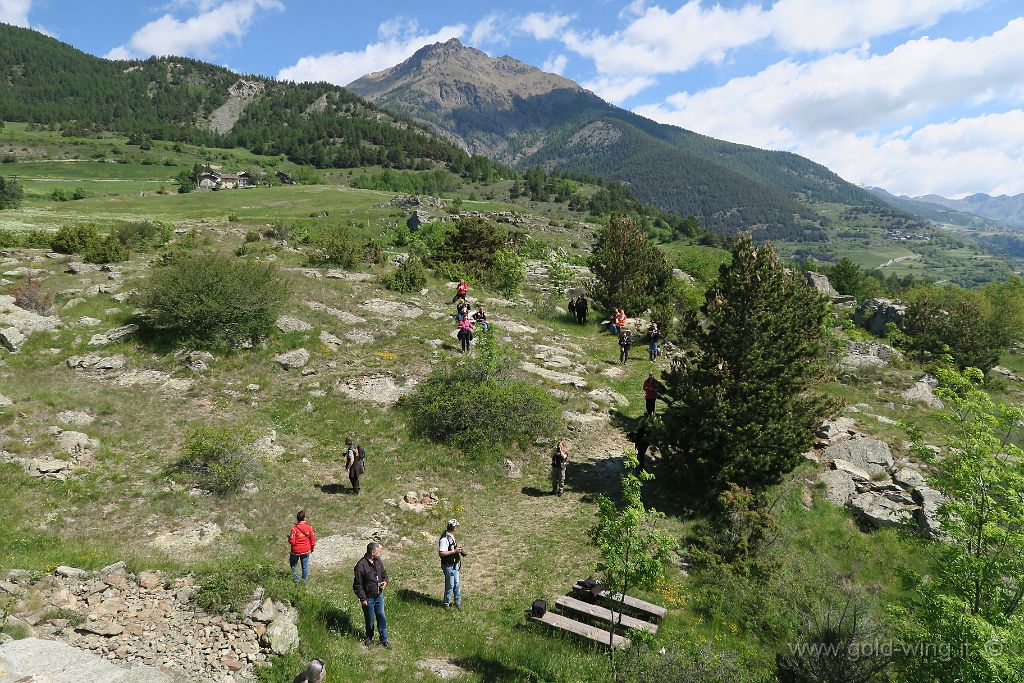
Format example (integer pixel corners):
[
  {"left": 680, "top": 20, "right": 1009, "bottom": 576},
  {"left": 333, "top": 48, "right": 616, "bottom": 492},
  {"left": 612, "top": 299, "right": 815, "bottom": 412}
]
[
  {"left": 353, "top": 542, "right": 390, "bottom": 648},
  {"left": 575, "top": 295, "right": 588, "bottom": 325}
]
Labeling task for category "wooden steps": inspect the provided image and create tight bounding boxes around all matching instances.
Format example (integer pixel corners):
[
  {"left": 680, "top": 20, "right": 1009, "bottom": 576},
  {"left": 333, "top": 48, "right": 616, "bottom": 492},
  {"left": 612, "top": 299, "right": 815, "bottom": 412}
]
[
  {"left": 572, "top": 581, "right": 667, "bottom": 621},
  {"left": 529, "top": 610, "right": 632, "bottom": 649},
  {"left": 555, "top": 595, "right": 658, "bottom": 634}
]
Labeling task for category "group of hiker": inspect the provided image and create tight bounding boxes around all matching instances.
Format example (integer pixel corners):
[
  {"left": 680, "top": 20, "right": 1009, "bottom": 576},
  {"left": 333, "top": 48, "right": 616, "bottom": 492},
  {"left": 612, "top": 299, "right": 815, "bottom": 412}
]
[
  {"left": 287, "top": 509, "right": 467, "bottom": 650},
  {"left": 453, "top": 280, "right": 489, "bottom": 353},
  {"left": 606, "top": 308, "right": 661, "bottom": 364},
  {"left": 567, "top": 294, "right": 589, "bottom": 324}
]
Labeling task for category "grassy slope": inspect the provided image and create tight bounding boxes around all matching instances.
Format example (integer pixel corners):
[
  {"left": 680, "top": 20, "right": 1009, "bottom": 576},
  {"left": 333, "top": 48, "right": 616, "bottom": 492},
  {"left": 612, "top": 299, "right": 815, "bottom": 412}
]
[{"left": 0, "top": 126, "right": 1001, "bottom": 682}]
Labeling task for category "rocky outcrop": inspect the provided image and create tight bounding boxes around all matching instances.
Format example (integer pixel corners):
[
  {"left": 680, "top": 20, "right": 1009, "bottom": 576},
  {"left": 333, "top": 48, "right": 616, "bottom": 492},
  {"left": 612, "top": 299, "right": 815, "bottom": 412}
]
[
  {"left": 274, "top": 348, "right": 310, "bottom": 370},
  {"left": 804, "top": 271, "right": 837, "bottom": 297},
  {"left": 840, "top": 341, "right": 901, "bottom": 370},
  {"left": 901, "top": 375, "right": 943, "bottom": 409},
  {"left": 854, "top": 298, "right": 906, "bottom": 336},
  {"left": 0, "top": 638, "right": 174, "bottom": 682}
]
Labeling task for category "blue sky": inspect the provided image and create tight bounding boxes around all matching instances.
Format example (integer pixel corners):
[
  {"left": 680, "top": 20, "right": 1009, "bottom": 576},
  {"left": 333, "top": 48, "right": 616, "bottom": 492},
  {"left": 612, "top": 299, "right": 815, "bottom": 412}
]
[{"left": 4, "top": 0, "right": 1024, "bottom": 198}]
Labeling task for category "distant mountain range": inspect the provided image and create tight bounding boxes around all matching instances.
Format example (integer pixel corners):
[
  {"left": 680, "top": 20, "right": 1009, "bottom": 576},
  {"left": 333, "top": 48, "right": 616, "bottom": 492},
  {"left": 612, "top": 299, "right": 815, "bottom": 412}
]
[
  {"left": 866, "top": 187, "right": 1024, "bottom": 230},
  {"left": 349, "top": 38, "right": 884, "bottom": 237}
]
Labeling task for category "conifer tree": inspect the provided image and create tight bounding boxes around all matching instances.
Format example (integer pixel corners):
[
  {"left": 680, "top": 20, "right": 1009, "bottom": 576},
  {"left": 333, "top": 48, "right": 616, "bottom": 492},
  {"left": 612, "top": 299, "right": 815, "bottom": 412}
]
[
  {"left": 655, "top": 234, "right": 832, "bottom": 494},
  {"left": 590, "top": 214, "right": 673, "bottom": 317}
]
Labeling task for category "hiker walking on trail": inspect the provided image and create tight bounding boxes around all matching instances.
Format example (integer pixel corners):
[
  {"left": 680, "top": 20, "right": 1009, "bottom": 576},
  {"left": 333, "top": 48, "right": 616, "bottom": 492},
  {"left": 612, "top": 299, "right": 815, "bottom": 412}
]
[
  {"left": 643, "top": 372, "right": 659, "bottom": 415},
  {"left": 346, "top": 439, "right": 365, "bottom": 494},
  {"left": 438, "top": 519, "right": 466, "bottom": 609},
  {"left": 455, "top": 298, "right": 470, "bottom": 322},
  {"left": 551, "top": 440, "right": 569, "bottom": 496},
  {"left": 575, "top": 294, "right": 588, "bottom": 325},
  {"left": 457, "top": 318, "right": 474, "bottom": 353},
  {"left": 472, "top": 304, "right": 490, "bottom": 331},
  {"left": 630, "top": 418, "right": 651, "bottom": 472},
  {"left": 354, "top": 542, "right": 390, "bottom": 647},
  {"left": 647, "top": 323, "right": 661, "bottom": 361},
  {"left": 619, "top": 328, "right": 633, "bottom": 364},
  {"left": 288, "top": 510, "right": 316, "bottom": 584},
  {"left": 452, "top": 280, "right": 469, "bottom": 304}
]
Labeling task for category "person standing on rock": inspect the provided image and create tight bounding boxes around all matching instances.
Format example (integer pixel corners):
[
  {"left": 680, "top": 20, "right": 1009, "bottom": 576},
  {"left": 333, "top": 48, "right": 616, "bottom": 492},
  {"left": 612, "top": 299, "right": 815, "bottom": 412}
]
[
  {"left": 438, "top": 519, "right": 466, "bottom": 609},
  {"left": 551, "top": 440, "right": 569, "bottom": 496},
  {"left": 457, "top": 318, "right": 474, "bottom": 353},
  {"left": 575, "top": 294, "right": 588, "bottom": 325},
  {"left": 288, "top": 510, "right": 316, "bottom": 584},
  {"left": 347, "top": 442, "right": 365, "bottom": 495},
  {"left": 643, "top": 372, "right": 659, "bottom": 415},
  {"left": 619, "top": 327, "right": 633, "bottom": 364},
  {"left": 354, "top": 542, "right": 390, "bottom": 648},
  {"left": 452, "top": 279, "right": 469, "bottom": 304}
]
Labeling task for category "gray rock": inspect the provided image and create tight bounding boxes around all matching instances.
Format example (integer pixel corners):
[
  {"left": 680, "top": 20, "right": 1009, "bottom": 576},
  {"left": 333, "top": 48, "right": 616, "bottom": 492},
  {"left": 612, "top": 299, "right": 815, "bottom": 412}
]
[
  {"left": 0, "top": 393, "right": 11, "bottom": 409},
  {"left": 56, "top": 430, "right": 99, "bottom": 455},
  {"left": 319, "top": 330, "right": 344, "bottom": 350},
  {"left": 841, "top": 341, "right": 901, "bottom": 370},
  {"left": 824, "top": 437, "right": 894, "bottom": 476},
  {"left": 804, "top": 271, "right": 837, "bottom": 297},
  {"left": 274, "top": 348, "right": 310, "bottom": 370},
  {"left": 893, "top": 467, "right": 927, "bottom": 491},
  {"left": 502, "top": 458, "right": 523, "bottom": 478},
  {"left": 251, "top": 597, "right": 277, "bottom": 623},
  {"left": 75, "top": 619, "right": 124, "bottom": 637},
  {"left": 29, "top": 457, "right": 71, "bottom": 480},
  {"left": 0, "top": 326, "right": 25, "bottom": 351},
  {"left": 56, "top": 410, "right": 94, "bottom": 426},
  {"left": 850, "top": 491, "right": 915, "bottom": 528},
  {"left": 854, "top": 298, "right": 907, "bottom": 336},
  {"left": 358, "top": 298, "right": 423, "bottom": 318},
  {"left": 55, "top": 565, "right": 89, "bottom": 579},
  {"left": 818, "top": 469, "right": 857, "bottom": 506},
  {"left": 67, "top": 261, "right": 100, "bottom": 274},
  {"left": 87, "top": 323, "right": 138, "bottom": 347},
  {"left": 263, "top": 617, "right": 299, "bottom": 654},
  {"left": 0, "top": 637, "right": 174, "bottom": 682},
  {"left": 276, "top": 315, "right": 313, "bottom": 333},
  {"left": 912, "top": 486, "right": 945, "bottom": 537},
  {"left": 815, "top": 416, "right": 856, "bottom": 444},
  {"left": 901, "top": 375, "right": 943, "bottom": 409},
  {"left": 588, "top": 387, "right": 628, "bottom": 407},
  {"left": 831, "top": 458, "right": 872, "bottom": 482},
  {"left": 521, "top": 362, "right": 587, "bottom": 388}
]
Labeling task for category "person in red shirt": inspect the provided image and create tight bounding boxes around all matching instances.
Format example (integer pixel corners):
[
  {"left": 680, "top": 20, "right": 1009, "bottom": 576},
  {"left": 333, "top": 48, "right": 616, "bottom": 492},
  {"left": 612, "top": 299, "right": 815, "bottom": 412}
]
[
  {"left": 452, "top": 280, "right": 469, "bottom": 304},
  {"left": 643, "top": 371, "right": 659, "bottom": 415},
  {"left": 288, "top": 510, "right": 316, "bottom": 584}
]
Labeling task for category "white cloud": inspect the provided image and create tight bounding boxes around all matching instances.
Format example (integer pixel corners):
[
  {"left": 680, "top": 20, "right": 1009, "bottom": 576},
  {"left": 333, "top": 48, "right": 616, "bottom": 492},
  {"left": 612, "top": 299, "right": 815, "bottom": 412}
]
[
  {"left": 104, "top": 0, "right": 281, "bottom": 60},
  {"left": 470, "top": 13, "right": 505, "bottom": 47},
  {"left": 542, "top": 54, "right": 569, "bottom": 75},
  {"left": 278, "top": 19, "right": 467, "bottom": 86},
  {"left": 0, "top": 0, "right": 31, "bottom": 27},
  {"left": 583, "top": 75, "right": 657, "bottom": 105},
  {"left": 521, "top": 12, "right": 573, "bottom": 40},
  {"left": 634, "top": 18, "right": 1024, "bottom": 196}
]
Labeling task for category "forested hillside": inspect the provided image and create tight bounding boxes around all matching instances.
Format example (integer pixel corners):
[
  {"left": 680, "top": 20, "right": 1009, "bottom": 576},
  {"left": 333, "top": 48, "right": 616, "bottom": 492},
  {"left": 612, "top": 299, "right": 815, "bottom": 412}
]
[{"left": 0, "top": 24, "right": 501, "bottom": 181}]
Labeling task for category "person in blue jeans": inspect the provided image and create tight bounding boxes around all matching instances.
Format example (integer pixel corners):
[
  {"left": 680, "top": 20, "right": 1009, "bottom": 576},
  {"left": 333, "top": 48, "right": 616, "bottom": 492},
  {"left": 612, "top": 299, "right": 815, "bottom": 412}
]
[
  {"left": 438, "top": 519, "right": 465, "bottom": 609},
  {"left": 353, "top": 542, "right": 390, "bottom": 648},
  {"left": 647, "top": 323, "right": 661, "bottom": 361}
]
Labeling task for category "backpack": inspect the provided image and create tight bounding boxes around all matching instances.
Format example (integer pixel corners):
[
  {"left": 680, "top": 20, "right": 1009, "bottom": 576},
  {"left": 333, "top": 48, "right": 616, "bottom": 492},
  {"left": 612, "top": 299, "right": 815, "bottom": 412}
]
[{"left": 357, "top": 445, "right": 366, "bottom": 462}]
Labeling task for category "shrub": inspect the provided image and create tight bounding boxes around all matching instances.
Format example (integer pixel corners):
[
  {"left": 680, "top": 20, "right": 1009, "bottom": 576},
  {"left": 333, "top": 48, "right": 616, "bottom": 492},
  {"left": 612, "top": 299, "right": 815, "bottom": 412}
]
[
  {"left": 244, "top": 230, "right": 261, "bottom": 243},
  {"left": 114, "top": 221, "right": 171, "bottom": 250},
  {"left": 402, "top": 331, "right": 561, "bottom": 455},
  {"left": 174, "top": 425, "right": 259, "bottom": 496},
  {"left": 84, "top": 235, "right": 128, "bottom": 264},
  {"left": 383, "top": 256, "right": 428, "bottom": 293},
  {"left": 71, "top": 187, "right": 87, "bottom": 200},
  {"left": 591, "top": 215, "right": 674, "bottom": 317},
  {"left": 136, "top": 253, "right": 288, "bottom": 349},
  {"left": 363, "top": 237, "right": 385, "bottom": 265},
  {"left": 489, "top": 248, "right": 525, "bottom": 296},
  {"left": 227, "top": 213, "right": 239, "bottom": 222},
  {"left": 306, "top": 226, "right": 360, "bottom": 267},
  {"left": 50, "top": 188, "right": 69, "bottom": 202},
  {"left": 291, "top": 166, "right": 323, "bottom": 185},
  {"left": 51, "top": 224, "right": 99, "bottom": 254},
  {"left": 9, "top": 276, "right": 52, "bottom": 314}
]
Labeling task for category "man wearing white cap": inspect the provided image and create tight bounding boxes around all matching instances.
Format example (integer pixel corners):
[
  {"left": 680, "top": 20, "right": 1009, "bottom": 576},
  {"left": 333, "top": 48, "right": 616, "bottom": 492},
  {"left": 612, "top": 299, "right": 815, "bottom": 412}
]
[{"left": 438, "top": 519, "right": 466, "bottom": 609}]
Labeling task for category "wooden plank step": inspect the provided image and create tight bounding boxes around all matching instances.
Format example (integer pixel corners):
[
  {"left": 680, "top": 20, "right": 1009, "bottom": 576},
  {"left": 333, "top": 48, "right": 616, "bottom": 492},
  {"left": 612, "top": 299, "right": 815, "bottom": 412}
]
[
  {"left": 530, "top": 611, "right": 632, "bottom": 649},
  {"left": 573, "top": 582, "right": 668, "bottom": 620},
  {"left": 556, "top": 595, "right": 658, "bottom": 634}
]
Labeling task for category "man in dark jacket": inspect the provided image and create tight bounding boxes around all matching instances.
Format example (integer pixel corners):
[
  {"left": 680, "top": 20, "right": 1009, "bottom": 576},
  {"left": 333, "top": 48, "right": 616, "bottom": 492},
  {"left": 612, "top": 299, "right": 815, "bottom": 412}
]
[
  {"left": 575, "top": 295, "right": 588, "bottom": 325},
  {"left": 353, "top": 542, "right": 390, "bottom": 647},
  {"left": 347, "top": 443, "right": 365, "bottom": 494}
]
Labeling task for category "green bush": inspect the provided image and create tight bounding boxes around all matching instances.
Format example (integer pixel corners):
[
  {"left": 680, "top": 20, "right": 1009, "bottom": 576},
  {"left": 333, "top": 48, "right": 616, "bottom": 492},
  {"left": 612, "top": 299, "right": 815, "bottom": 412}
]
[
  {"left": 402, "top": 331, "right": 561, "bottom": 455},
  {"left": 306, "top": 226, "right": 360, "bottom": 267},
  {"left": 84, "top": 235, "right": 128, "bottom": 264},
  {"left": 174, "top": 425, "right": 260, "bottom": 496},
  {"left": 489, "top": 248, "right": 525, "bottom": 296},
  {"left": 244, "top": 230, "right": 261, "bottom": 243},
  {"left": 71, "top": 187, "right": 87, "bottom": 200},
  {"left": 136, "top": 253, "right": 289, "bottom": 349},
  {"left": 50, "top": 188, "right": 69, "bottom": 202},
  {"left": 364, "top": 237, "right": 385, "bottom": 264},
  {"left": 51, "top": 224, "right": 99, "bottom": 254},
  {"left": 383, "top": 256, "right": 428, "bottom": 293},
  {"left": 114, "top": 221, "right": 171, "bottom": 250}
]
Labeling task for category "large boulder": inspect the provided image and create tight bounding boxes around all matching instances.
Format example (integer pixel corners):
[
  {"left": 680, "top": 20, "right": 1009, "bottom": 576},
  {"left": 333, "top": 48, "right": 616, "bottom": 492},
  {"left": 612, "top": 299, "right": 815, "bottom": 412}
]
[
  {"left": 913, "top": 485, "right": 945, "bottom": 538},
  {"left": 824, "top": 437, "right": 894, "bottom": 477},
  {"left": 263, "top": 617, "right": 299, "bottom": 654},
  {"left": 274, "top": 348, "right": 310, "bottom": 370},
  {"left": 854, "top": 298, "right": 907, "bottom": 336},
  {"left": 850, "top": 491, "right": 915, "bottom": 528},
  {"left": 804, "top": 271, "right": 837, "bottom": 297},
  {"left": 0, "top": 637, "right": 173, "bottom": 682},
  {"left": 818, "top": 469, "right": 857, "bottom": 506},
  {"left": 901, "top": 375, "right": 943, "bottom": 409},
  {"left": 841, "top": 341, "right": 901, "bottom": 370}
]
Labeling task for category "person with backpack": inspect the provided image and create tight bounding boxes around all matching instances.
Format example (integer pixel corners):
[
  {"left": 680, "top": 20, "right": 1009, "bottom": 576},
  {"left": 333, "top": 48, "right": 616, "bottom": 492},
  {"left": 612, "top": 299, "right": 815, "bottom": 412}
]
[
  {"left": 288, "top": 510, "right": 316, "bottom": 584},
  {"left": 457, "top": 318, "right": 474, "bottom": 353},
  {"left": 455, "top": 298, "right": 470, "bottom": 322},
  {"left": 550, "top": 440, "right": 569, "bottom": 496},
  {"left": 452, "top": 280, "right": 469, "bottom": 304},
  {"left": 347, "top": 441, "right": 365, "bottom": 494},
  {"left": 438, "top": 519, "right": 466, "bottom": 609},
  {"left": 619, "top": 327, "right": 633, "bottom": 364},
  {"left": 643, "top": 371, "right": 659, "bottom": 416},
  {"left": 568, "top": 296, "right": 577, "bottom": 321},
  {"left": 575, "top": 295, "right": 588, "bottom": 325},
  {"left": 353, "top": 542, "right": 390, "bottom": 648},
  {"left": 472, "top": 304, "right": 490, "bottom": 331},
  {"left": 647, "top": 323, "right": 661, "bottom": 361}
]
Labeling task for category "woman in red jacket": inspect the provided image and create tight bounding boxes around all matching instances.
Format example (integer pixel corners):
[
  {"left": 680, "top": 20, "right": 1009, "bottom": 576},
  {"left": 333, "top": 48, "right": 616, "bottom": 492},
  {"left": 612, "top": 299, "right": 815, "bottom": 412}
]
[{"left": 288, "top": 510, "right": 316, "bottom": 583}]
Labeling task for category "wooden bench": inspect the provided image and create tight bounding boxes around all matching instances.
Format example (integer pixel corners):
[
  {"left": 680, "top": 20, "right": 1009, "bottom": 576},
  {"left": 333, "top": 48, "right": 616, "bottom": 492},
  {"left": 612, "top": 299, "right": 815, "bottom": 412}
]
[
  {"left": 530, "top": 610, "right": 632, "bottom": 649},
  {"left": 556, "top": 595, "right": 658, "bottom": 634},
  {"left": 572, "top": 581, "right": 668, "bottom": 621}
]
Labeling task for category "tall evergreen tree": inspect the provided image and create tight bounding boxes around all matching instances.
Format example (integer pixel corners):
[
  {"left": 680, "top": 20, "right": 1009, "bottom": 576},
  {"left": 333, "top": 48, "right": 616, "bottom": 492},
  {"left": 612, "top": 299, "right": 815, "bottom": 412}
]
[
  {"left": 655, "top": 234, "right": 832, "bottom": 494},
  {"left": 590, "top": 214, "right": 673, "bottom": 317}
]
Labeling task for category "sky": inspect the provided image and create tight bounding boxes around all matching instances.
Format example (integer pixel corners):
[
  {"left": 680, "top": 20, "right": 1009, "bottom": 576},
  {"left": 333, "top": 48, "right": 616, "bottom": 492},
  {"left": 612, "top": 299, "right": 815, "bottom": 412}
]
[{"left": 3, "top": 0, "right": 1024, "bottom": 199}]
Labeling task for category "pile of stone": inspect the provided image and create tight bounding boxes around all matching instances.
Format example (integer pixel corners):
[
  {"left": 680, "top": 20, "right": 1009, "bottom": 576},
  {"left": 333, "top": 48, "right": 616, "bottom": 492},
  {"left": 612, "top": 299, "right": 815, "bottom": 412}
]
[
  {"left": 0, "top": 294, "right": 62, "bottom": 352},
  {"left": 398, "top": 490, "right": 439, "bottom": 513},
  {"left": 840, "top": 340, "right": 901, "bottom": 371},
  {"left": 813, "top": 418, "right": 943, "bottom": 537},
  {"left": 0, "top": 563, "right": 299, "bottom": 682}
]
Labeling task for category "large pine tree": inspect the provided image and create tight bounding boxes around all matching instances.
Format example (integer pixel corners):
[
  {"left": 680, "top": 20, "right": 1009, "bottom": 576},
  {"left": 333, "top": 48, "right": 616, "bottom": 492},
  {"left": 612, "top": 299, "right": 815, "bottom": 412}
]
[{"left": 655, "top": 234, "right": 832, "bottom": 494}]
